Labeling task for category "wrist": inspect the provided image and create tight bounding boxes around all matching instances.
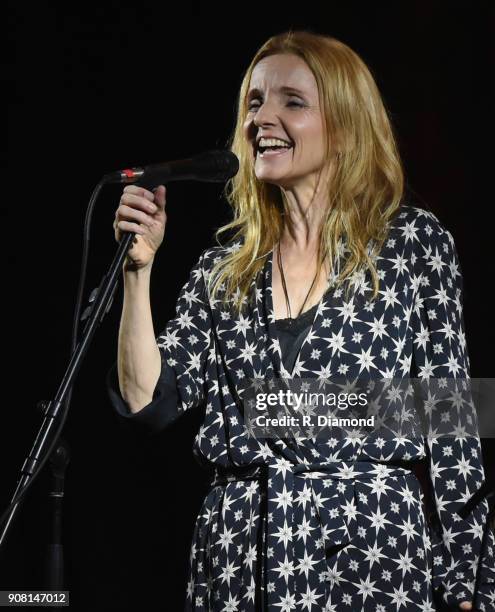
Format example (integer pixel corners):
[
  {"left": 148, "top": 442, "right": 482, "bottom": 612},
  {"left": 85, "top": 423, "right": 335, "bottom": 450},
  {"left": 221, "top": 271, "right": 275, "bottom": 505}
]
[
  {"left": 123, "top": 257, "right": 154, "bottom": 274},
  {"left": 123, "top": 260, "right": 153, "bottom": 285}
]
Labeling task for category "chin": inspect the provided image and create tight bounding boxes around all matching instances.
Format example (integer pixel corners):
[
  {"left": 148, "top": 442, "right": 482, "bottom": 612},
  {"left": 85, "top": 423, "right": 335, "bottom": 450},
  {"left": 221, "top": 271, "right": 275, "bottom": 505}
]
[
  {"left": 254, "top": 165, "right": 294, "bottom": 183},
  {"left": 255, "top": 171, "right": 286, "bottom": 185},
  {"left": 254, "top": 164, "right": 292, "bottom": 182}
]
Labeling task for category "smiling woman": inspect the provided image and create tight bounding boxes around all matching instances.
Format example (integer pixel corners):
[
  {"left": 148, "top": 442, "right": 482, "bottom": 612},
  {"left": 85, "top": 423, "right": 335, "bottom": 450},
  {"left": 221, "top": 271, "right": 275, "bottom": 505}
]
[
  {"left": 208, "top": 31, "right": 407, "bottom": 324},
  {"left": 107, "top": 28, "right": 495, "bottom": 612},
  {"left": 245, "top": 55, "right": 327, "bottom": 186}
]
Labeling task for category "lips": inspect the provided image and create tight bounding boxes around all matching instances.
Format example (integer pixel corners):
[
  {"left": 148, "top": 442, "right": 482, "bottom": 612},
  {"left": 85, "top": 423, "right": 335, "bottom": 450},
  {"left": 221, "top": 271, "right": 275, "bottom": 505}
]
[
  {"left": 254, "top": 141, "right": 294, "bottom": 159},
  {"left": 253, "top": 137, "right": 294, "bottom": 158},
  {"left": 257, "top": 147, "right": 292, "bottom": 158}
]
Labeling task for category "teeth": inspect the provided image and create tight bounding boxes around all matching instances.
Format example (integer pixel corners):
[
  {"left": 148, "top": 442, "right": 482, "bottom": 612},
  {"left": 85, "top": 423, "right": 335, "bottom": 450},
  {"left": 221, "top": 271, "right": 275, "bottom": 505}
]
[{"left": 258, "top": 137, "right": 292, "bottom": 148}]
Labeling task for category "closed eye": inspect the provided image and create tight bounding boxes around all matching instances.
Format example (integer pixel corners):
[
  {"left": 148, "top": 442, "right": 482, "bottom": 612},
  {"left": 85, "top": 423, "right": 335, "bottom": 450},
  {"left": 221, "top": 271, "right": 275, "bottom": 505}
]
[{"left": 247, "top": 100, "right": 304, "bottom": 111}]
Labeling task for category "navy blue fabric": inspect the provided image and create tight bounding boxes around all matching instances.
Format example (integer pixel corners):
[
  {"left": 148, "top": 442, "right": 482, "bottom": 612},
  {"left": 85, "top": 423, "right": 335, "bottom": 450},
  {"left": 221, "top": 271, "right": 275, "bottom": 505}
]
[
  {"left": 106, "top": 305, "right": 320, "bottom": 430},
  {"left": 105, "top": 205, "right": 495, "bottom": 610},
  {"left": 106, "top": 353, "right": 179, "bottom": 434}
]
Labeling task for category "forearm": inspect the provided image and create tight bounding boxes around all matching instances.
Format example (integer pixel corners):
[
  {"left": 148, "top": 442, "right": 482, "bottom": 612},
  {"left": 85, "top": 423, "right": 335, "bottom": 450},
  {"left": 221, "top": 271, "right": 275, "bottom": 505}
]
[{"left": 117, "top": 263, "right": 162, "bottom": 413}]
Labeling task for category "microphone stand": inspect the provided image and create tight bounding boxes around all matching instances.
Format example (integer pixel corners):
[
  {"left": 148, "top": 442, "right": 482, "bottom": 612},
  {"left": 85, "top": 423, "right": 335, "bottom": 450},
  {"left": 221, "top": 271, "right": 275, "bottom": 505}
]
[
  {"left": 45, "top": 437, "right": 70, "bottom": 593},
  {"left": 0, "top": 149, "right": 239, "bottom": 577},
  {"left": 0, "top": 229, "right": 135, "bottom": 549}
]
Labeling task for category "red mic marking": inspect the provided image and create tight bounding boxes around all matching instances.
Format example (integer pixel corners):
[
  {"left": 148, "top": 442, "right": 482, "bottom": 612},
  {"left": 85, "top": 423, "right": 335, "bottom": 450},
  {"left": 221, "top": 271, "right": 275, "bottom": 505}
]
[{"left": 123, "top": 169, "right": 135, "bottom": 178}]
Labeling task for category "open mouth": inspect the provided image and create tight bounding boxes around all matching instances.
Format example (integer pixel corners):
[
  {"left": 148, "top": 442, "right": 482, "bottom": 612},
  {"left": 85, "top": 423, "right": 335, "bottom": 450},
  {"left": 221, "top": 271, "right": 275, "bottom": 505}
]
[
  {"left": 258, "top": 147, "right": 293, "bottom": 158},
  {"left": 255, "top": 141, "right": 294, "bottom": 158}
]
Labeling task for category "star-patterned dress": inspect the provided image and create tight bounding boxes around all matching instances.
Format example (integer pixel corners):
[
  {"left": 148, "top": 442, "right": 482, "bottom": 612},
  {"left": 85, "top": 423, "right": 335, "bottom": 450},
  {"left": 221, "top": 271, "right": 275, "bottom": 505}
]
[{"left": 107, "top": 204, "right": 495, "bottom": 611}]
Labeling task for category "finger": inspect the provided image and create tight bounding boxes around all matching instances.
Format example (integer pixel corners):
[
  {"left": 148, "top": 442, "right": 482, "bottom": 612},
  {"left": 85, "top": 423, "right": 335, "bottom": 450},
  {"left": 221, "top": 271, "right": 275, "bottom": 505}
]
[
  {"left": 459, "top": 602, "right": 472, "bottom": 610},
  {"left": 118, "top": 204, "right": 155, "bottom": 227},
  {"left": 121, "top": 193, "right": 158, "bottom": 213},
  {"left": 152, "top": 184, "right": 167, "bottom": 209},
  {"left": 117, "top": 220, "right": 146, "bottom": 235},
  {"left": 122, "top": 185, "right": 155, "bottom": 202},
  {"left": 117, "top": 195, "right": 158, "bottom": 215}
]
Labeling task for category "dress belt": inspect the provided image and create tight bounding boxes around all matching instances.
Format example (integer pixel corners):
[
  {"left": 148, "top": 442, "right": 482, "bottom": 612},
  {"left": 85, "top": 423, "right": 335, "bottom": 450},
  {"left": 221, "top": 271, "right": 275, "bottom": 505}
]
[{"left": 210, "top": 459, "right": 419, "bottom": 610}]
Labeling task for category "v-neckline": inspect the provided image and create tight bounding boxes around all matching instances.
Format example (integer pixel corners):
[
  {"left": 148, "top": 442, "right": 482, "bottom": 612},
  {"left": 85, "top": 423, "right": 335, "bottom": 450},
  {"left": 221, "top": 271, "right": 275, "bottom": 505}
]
[
  {"left": 274, "top": 301, "right": 319, "bottom": 330},
  {"left": 265, "top": 247, "right": 332, "bottom": 378}
]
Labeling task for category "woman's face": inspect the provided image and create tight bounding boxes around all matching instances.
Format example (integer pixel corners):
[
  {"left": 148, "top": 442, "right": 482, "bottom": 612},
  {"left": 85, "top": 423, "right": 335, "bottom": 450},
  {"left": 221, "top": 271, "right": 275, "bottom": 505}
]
[{"left": 243, "top": 53, "right": 328, "bottom": 190}]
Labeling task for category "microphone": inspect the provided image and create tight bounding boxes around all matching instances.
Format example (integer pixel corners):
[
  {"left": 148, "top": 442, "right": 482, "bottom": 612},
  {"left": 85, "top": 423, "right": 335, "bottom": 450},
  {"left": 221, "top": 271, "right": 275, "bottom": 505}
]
[{"left": 104, "top": 149, "right": 239, "bottom": 186}]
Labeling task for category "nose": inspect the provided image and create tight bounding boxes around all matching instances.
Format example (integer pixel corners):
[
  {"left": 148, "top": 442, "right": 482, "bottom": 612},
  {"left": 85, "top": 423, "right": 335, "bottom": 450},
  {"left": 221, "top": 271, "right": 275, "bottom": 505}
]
[{"left": 253, "top": 99, "right": 278, "bottom": 128}]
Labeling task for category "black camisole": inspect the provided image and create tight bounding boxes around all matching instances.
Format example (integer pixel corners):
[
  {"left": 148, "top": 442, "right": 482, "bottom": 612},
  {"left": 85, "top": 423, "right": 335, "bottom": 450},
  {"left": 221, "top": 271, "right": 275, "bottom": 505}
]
[{"left": 274, "top": 302, "right": 319, "bottom": 373}]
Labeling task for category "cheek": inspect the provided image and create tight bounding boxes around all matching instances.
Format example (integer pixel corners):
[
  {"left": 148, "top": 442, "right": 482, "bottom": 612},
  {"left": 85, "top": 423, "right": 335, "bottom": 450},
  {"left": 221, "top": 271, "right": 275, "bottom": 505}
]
[
  {"left": 293, "top": 132, "right": 326, "bottom": 161},
  {"left": 242, "top": 117, "right": 255, "bottom": 140},
  {"left": 292, "top": 117, "right": 325, "bottom": 151}
]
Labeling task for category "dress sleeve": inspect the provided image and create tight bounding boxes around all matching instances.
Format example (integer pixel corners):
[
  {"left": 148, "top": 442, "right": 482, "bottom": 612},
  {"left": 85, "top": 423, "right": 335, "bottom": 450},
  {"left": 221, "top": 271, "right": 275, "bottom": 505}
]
[
  {"left": 410, "top": 212, "right": 495, "bottom": 608},
  {"left": 106, "top": 249, "right": 214, "bottom": 435},
  {"left": 105, "top": 353, "right": 180, "bottom": 435}
]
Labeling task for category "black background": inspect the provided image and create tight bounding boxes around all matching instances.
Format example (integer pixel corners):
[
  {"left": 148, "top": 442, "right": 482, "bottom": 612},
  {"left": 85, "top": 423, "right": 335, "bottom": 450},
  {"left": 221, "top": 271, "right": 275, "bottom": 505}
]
[{"left": 5, "top": 2, "right": 495, "bottom": 610}]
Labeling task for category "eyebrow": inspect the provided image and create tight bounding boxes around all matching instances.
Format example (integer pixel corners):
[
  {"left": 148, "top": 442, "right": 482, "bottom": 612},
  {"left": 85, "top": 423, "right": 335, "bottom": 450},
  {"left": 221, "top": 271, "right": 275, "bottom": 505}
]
[{"left": 247, "top": 86, "right": 306, "bottom": 99}]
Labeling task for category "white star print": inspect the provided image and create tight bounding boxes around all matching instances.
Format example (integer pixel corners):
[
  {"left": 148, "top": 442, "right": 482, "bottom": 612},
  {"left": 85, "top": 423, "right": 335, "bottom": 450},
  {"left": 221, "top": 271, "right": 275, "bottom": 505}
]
[{"left": 108, "top": 206, "right": 495, "bottom": 611}]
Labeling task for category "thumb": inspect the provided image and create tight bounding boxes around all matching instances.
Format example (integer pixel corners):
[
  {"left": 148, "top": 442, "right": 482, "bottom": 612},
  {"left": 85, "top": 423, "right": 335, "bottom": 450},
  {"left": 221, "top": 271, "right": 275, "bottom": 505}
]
[
  {"left": 459, "top": 602, "right": 472, "bottom": 610},
  {"left": 153, "top": 184, "right": 167, "bottom": 210}
]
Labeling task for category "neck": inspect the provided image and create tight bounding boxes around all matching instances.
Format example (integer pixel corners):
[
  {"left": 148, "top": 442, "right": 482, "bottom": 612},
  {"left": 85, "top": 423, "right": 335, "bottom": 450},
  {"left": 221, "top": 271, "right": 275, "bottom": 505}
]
[{"left": 279, "top": 164, "right": 334, "bottom": 253}]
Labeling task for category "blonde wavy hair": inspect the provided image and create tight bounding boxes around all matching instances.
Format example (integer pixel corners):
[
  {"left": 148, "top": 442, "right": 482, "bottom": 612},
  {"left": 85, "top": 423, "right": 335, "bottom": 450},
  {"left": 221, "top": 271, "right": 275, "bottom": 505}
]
[{"left": 207, "top": 29, "right": 404, "bottom": 314}]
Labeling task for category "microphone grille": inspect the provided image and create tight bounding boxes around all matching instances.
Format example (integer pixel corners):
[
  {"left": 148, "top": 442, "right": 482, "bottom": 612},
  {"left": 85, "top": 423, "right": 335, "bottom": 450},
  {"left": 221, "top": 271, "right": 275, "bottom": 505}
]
[{"left": 195, "top": 149, "right": 239, "bottom": 182}]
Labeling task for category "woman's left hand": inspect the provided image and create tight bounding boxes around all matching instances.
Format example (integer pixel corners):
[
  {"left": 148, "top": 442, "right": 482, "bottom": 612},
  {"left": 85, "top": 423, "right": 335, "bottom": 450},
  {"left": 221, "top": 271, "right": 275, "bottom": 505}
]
[{"left": 459, "top": 602, "right": 472, "bottom": 610}]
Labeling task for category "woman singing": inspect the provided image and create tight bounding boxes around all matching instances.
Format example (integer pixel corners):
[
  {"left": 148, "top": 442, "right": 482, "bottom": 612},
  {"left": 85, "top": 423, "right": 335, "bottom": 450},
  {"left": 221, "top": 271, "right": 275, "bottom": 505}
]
[{"left": 107, "top": 30, "right": 495, "bottom": 611}]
